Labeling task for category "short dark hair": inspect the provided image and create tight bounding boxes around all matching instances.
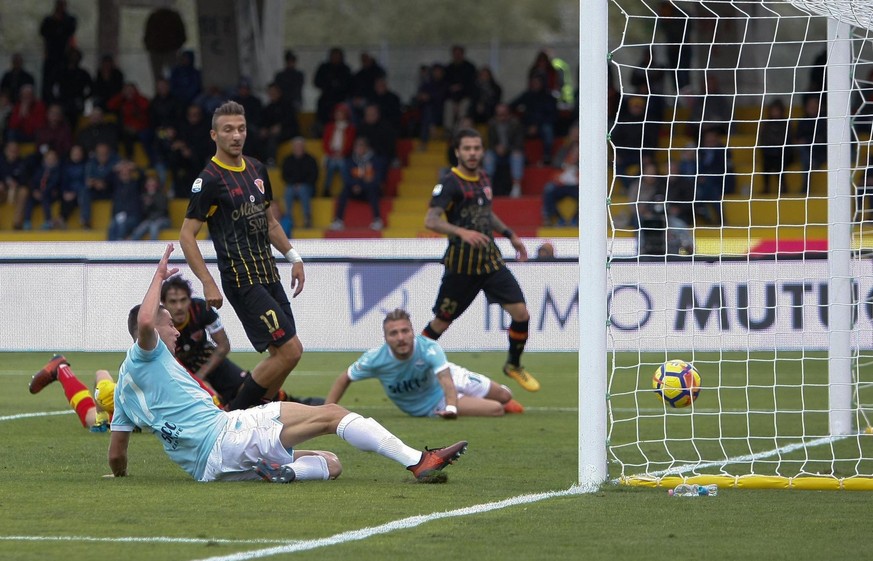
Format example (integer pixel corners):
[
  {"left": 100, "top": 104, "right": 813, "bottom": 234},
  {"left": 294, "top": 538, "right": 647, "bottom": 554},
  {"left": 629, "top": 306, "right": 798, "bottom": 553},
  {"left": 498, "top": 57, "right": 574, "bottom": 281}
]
[
  {"left": 383, "top": 308, "right": 412, "bottom": 328},
  {"left": 452, "top": 127, "right": 481, "bottom": 150},
  {"left": 161, "top": 275, "right": 192, "bottom": 302},
  {"left": 212, "top": 100, "right": 245, "bottom": 130},
  {"left": 127, "top": 305, "right": 141, "bottom": 340}
]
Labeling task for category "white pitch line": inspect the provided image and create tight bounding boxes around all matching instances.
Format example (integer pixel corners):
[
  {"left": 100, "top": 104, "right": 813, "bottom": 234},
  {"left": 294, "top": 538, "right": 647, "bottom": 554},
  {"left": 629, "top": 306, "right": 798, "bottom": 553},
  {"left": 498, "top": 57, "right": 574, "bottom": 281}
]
[
  {"left": 0, "top": 536, "right": 293, "bottom": 545},
  {"left": 190, "top": 486, "right": 586, "bottom": 561},
  {"left": 0, "top": 410, "right": 73, "bottom": 422}
]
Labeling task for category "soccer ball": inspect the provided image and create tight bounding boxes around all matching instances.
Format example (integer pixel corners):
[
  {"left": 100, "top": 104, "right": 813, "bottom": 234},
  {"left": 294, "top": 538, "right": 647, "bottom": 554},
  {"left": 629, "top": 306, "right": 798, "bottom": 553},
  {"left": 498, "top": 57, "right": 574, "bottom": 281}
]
[{"left": 652, "top": 360, "right": 701, "bottom": 408}]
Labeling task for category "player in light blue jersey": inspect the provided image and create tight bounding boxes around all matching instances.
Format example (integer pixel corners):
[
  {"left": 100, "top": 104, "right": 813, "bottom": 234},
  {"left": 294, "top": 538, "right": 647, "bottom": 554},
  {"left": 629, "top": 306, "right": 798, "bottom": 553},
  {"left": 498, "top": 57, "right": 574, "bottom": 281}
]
[
  {"left": 325, "top": 309, "right": 525, "bottom": 417},
  {"left": 107, "top": 244, "right": 468, "bottom": 483}
]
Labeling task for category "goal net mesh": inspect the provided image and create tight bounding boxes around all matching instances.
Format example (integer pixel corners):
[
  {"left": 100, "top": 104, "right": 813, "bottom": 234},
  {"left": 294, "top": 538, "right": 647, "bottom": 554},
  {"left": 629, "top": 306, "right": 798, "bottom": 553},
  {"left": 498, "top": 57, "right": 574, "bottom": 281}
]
[{"left": 606, "top": 0, "right": 873, "bottom": 488}]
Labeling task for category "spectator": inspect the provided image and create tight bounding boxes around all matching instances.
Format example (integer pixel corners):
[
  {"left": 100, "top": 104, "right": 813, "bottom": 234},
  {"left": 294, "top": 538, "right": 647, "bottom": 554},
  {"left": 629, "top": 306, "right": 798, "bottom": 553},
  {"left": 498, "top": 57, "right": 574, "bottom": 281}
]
[
  {"left": 484, "top": 103, "right": 525, "bottom": 198},
  {"left": 695, "top": 128, "right": 734, "bottom": 225},
  {"left": 50, "top": 47, "right": 92, "bottom": 133},
  {"left": 535, "top": 241, "right": 556, "bottom": 261},
  {"left": 8, "top": 84, "right": 47, "bottom": 142},
  {"left": 685, "top": 72, "right": 732, "bottom": 140},
  {"left": 629, "top": 47, "right": 667, "bottom": 97},
  {"left": 0, "top": 53, "right": 35, "bottom": 104},
  {"left": 24, "top": 148, "right": 62, "bottom": 230},
  {"left": 82, "top": 142, "right": 119, "bottom": 229},
  {"left": 129, "top": 175, "right": 170, "bottom": 240},
  {"left": 350, "top": 52, "right": 386, "bottom": 122},
  {"left": 665, "top": 155, "right": 695, "bottom": 225},
  {"left": 528, "top": 51, "right": 558, "bottom": 96},
  {"left": 547, "top": 47, "right": 576, "bottom": 110},
  {"left": 510, "top": 75, "right": 558, "bottom": 164},
  {"left": 230, "top": 77, "right": 264, "bottom": 160},
  {"left": 274, "top": 50, "right": 304, "bottom": 113},
  {"left": 666, "top": 202, "right": 694, "bottom": 255},
  {"left": 541, "top": 141, "right": 579, "bottom": 226},
  {"left": 107, "top": 82, "right": 152, "bottom": 162},
  {"left": 39, "top": 0, "right": 77, "bottom": 103},
  {"left": 34, "top": 103, "right": 73, "bottom": 158},
  {"left": 443, "top": 45, "right": 477, "bottom": 132},
  {"left": 0, "top": 141, "right": 34, "bottom": 229},
  {"left": 59, "top": 143, "right": 86, "bottom": 227},
  {"left": 0, "top": 92, "right": 12, "bottom": 142},
  {"left": 280, "top": 137, "right": 319, "bottom": 235},
  {"left": 628, "top": 159, "right": 667, "bottom": 214},
  {"left": 321, "top": 103, "right": 356, "bottom": 197},
  {"left": 76, "top": 106, "right": 119, "bottom": 156},
  {"left": 611, "top": 95, "right": 655, "bottom": 189},
  {"left": 369, "top": 76, "right": 402, "bottom": 133},
  {"left": 259, "top": 82, "right": 299, "bottom": 166},
  {"left": 313, "top": 47, "right": 352, "bottom": 128},
  {"left": 91, "top": 53, "right": 125, "bottom": 110},
  {"left": 148, "top": 77, "right": 183, "bottom": 185},
  {"left": 356, "top": 104, "right": 396, "bottom": 182},
  {"left": 169, "top": 50, "right": 202, "bottom": 107},
  {"left": 795, "top": 95, "right": 827, "bottom": 194},
  {"left": 107, "top": 160, "right": 144, "bottom": 241},
  {"left": 143, "top": 6, "right": 187, "bottom": 85},
  {"left": 168, "top": 103, "right": 210, "bottom": 197},
  {"left": 330, "top": 137, "right": 383, "bottom": 231},
  {"left": 757, "top": 98, "right": 794, "bottom": 195},
  {"left": 415, "top": 63, "right": 448, "bottom": 151},
  {"left": 193, "top": 84, "right": 225, "bottom": 117},
  {"left": 470, "top": 66, "right": 502, "bottom": 124},
  {"left": 658, "top": 0, "right": 693, "bottom": 92}
]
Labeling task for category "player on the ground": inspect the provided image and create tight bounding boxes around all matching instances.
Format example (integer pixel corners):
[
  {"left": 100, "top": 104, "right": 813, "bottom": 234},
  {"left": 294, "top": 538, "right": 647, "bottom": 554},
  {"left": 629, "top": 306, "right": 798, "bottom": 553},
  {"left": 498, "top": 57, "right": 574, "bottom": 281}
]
[
  {"left": 107, "top": 243, "right": 467, "bottom": 483},
  {"left": 161, "top": 274, "right": 323, "bottom": 406},
  {"left": 325, "top": 308, "right": 525, "bottom": 417},
  {"left": 423, "top": 127, "right": 541, "bottom": 392},
  {"left": 179, "top": 100, "right": 306, "bottom": 411},
  {"left": 29, "top": 357, "right": 115, "bottom": 432}
]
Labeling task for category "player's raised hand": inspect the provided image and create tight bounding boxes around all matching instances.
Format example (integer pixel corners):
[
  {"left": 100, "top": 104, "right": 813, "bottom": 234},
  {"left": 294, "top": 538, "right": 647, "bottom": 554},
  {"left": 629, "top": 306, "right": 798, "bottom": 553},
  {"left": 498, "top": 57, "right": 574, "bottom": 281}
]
[{"left": 158, "top": 243, "right": 180, "bottom": 280}]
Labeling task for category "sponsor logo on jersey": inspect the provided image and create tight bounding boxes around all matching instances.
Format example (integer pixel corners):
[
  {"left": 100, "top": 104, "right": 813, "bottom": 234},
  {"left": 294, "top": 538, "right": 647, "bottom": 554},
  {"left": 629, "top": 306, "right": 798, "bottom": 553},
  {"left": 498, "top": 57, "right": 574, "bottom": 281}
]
[{"left": 192, "top": 178, "right": 202, "bottom": 193}]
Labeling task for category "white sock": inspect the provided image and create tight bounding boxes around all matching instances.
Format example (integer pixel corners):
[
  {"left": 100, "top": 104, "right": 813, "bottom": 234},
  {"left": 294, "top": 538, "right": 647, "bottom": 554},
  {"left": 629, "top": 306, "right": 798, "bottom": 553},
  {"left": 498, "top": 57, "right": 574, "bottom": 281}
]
[
  {"left": 288, "top": 455, "right": 330, "bottom": 481},
  {"left": 336, "top": 413, "right": 422, "bottom": 467}
]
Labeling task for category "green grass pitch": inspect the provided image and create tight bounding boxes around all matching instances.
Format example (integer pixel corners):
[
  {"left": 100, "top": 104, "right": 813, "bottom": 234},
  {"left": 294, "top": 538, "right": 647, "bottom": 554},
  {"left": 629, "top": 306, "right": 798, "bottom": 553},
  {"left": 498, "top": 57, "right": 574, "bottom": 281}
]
[{"left": 1, "top": 350, "right": 871, "bottom": 561}]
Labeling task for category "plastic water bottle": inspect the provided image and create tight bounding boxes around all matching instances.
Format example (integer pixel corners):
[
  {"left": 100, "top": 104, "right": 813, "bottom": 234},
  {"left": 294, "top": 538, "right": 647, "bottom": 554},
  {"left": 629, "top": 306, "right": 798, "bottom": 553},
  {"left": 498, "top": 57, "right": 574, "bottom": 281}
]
[{"left": 668, "top": 483, "right": 718, "bottom": 497}]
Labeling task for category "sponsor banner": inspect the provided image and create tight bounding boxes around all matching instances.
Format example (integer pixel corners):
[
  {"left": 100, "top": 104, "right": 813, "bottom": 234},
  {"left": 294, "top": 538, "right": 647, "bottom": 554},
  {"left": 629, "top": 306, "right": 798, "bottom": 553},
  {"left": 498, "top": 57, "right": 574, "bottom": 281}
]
[{"left": 1, "top": 242, "right": 868, "bottom": 353}]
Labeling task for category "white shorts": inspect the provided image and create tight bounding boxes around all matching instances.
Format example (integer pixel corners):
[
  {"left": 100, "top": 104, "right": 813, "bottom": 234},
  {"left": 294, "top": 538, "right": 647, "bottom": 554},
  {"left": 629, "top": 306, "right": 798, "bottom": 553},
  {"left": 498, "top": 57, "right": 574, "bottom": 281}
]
[
  {"left": 434, "top": 363, "right": 494, "bottom": 412},
  {"left": 200, "top": 402, "right": 295, "bottom": 482}
]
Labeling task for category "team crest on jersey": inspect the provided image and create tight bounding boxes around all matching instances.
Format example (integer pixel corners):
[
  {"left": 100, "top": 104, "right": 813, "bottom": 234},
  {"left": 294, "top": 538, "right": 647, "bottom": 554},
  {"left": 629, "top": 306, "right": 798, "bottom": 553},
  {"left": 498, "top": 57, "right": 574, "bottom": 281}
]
[
  {"left": 432, "top": 183, "right": 443, "bottom": 196},
  {"left": 483, "top": 186, "right": 492, "bottom": 201},
  {"left": 255, "top": 178, "right": 265, "bottom": 194},
  {"left": 191, "top": 178, "right": 202, "bottom": 193}
]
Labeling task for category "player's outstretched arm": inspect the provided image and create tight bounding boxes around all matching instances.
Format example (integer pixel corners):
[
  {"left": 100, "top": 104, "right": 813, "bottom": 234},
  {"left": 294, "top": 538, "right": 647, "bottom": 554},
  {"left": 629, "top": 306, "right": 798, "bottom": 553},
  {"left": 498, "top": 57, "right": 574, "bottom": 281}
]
[
  {"left": 137, "top": 243, "right": 180, "bottom": 350},
  {"left": 107, "top": 430, "right": 131, "bottom": 477},
  {"left": 180, "top": 218, "right": 223, "bottom": 308},
  {"left": 325, "top": 370, "right": 353, "bottom": 404}
]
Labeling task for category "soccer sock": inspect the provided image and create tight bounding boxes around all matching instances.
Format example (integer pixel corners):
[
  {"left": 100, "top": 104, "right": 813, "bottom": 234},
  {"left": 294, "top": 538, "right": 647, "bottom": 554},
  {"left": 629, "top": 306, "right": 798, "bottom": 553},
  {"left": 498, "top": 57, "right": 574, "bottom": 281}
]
[
  {"left": 57, "top": 364, "right": 95, "bottom": 428},
  {"left": 289, "top": 455, "right": 330, "bottom": 481},
  {"left": 422, "top": 322, "right": 442, "bottom": 340},
  {"left": 336, "top": 413, "right": 422, "bottom": 467},
  {"left": 507, "top": 319, "right": 529, "bottom": 367},
  {"left": 226, "top": 373, "right": 269, "bottom": 411}
]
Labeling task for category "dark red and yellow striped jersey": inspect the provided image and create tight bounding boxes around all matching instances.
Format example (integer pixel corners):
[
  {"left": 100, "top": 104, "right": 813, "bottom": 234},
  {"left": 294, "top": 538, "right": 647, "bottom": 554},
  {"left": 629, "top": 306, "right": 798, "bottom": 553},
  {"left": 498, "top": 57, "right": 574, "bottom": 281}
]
[
  {"left": 185, "top": 155, "right": 280, "bottom": 288},
  {"left": 429, "top": 166, "right": 505, "bottom": 275}
]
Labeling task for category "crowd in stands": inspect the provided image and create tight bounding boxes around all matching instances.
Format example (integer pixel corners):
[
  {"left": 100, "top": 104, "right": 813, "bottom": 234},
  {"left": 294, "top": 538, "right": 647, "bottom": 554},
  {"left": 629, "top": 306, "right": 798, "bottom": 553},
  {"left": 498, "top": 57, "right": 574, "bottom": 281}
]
[{"left": 0, "top": 2, "right": 580, "bottom": 240}]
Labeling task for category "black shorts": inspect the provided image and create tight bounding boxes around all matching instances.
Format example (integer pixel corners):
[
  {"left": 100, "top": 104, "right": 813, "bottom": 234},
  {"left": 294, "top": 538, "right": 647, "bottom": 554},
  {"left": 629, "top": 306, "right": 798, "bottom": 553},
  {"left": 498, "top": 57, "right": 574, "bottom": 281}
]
[
  {"left": 432, "top": 266, "right": 525, "bottom": 323},
  {"left": 222, "top": 281, "right": 297, "bottom": 352},
  {"left": 207, "top": 358, "right": 249, "bottom": 404}
]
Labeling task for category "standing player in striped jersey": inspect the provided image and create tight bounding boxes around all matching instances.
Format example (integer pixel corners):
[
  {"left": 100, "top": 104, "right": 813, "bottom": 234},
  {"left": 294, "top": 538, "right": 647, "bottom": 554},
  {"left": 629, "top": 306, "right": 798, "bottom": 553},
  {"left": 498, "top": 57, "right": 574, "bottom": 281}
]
[
  {"left": 423, "top": 128, "right": 540, "bottom": 392},
  {"left": 180, "top": 100, "right": 306, "bottom": 411}
]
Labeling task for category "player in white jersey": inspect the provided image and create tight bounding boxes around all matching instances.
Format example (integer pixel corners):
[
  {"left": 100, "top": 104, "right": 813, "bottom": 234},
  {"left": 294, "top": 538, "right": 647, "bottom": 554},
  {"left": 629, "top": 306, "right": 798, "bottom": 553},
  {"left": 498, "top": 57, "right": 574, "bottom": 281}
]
[
  {"left": 325, "top": 309, "right": 525, "bottom": 417},
  {"left": 107, "top": 244, "right": 467, "bottom": 483}
]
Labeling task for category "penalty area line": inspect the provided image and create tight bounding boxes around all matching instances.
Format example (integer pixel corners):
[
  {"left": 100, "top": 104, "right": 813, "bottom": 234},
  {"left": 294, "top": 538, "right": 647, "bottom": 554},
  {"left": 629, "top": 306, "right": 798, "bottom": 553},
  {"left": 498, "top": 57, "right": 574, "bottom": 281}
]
[{"left": 191, "top": 486, "right": 586, "bottom": 561}]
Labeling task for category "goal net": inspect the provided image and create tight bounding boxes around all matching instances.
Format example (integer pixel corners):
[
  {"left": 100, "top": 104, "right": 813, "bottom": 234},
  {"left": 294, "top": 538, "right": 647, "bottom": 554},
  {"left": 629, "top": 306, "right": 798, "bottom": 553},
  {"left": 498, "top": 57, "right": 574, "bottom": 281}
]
[{"left": 598, "top": 0, "right": 873, "bottom": 490}]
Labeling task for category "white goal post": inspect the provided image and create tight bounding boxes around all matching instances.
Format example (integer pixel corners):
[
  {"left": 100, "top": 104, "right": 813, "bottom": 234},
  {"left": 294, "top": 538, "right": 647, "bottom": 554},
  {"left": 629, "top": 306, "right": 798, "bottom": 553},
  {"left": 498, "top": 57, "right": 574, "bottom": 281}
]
[{"left": 579, "top": 0, "right": 873, "bottom": 491}]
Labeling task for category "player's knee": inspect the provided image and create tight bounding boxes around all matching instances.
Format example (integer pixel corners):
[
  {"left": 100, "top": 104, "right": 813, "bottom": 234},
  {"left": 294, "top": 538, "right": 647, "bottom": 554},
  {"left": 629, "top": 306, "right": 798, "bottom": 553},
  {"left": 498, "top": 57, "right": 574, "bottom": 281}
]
[
  {"left": 322, "top": 451, "right": 343, "bottom": 479},
  {"left": 276, "top": 338, "right": 303, "bottom": 368},
  {"left": 493, "top": 384, "right": 514, "bottom": 403}
]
